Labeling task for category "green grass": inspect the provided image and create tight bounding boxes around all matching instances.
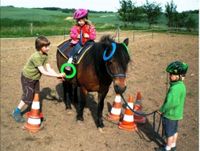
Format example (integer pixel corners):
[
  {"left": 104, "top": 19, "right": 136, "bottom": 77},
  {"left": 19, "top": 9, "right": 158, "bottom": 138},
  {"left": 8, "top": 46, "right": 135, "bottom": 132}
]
[
  {"left": 0, "top": 7, "right": 120, "bottom": 37},
  {"left": 0, "top": 6, "right": 73, "bottom": 37},
  {"left": 1, "top": 7, "right": 69, "bottom": 22},
  {"left": 0, "top": 6, "right": 198, "bottom": 38}
]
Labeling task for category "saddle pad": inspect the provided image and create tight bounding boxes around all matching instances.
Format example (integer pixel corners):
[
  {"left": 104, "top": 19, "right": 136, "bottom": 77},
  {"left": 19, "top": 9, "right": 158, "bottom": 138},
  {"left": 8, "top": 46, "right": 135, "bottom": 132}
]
[
  {"left": 75, "top": 44, "right": 93, "bottom": 64},
  {"left": 57, "top": 39, "right": 72, "bottom": 59},
  {"left": 57, "top": 40, "right": 93, "bottom": 64}
]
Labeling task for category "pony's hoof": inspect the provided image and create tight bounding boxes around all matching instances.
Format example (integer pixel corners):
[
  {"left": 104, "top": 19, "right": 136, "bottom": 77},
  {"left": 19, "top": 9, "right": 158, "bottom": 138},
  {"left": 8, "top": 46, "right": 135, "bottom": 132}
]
[
  {"left": 66, "top": 106, "right": 72, "bottom": 110},
  {"left": 98, "top": 128, "right": 105, "bottom": 133},
  {"left": 66, "top": 109, "right": 73, "bottom": 115},
  {"left": 97, "top": 122, "right": 104, "bottom": 128},
  {"left": 77, "top": 120, "right": 84, "bottom": 125}
]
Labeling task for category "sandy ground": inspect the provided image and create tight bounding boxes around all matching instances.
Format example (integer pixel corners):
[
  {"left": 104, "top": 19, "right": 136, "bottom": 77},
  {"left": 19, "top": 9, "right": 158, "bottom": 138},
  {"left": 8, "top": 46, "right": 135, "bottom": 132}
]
[{"left": 1, "top": 31, "right": 198, "bottom": 151}]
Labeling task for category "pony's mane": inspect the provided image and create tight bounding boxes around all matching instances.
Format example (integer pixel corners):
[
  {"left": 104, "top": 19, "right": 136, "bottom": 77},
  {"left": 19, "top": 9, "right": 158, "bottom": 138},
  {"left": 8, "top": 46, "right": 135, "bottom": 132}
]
[
  {"left": 99, "top": 35, "right": 115, "bottom": 44},
  {"left": 82, "top": 35, "right": 130, "bottom": 80},
  {"left": 83, "top": 35, "right": 114, "bottom": 66}
]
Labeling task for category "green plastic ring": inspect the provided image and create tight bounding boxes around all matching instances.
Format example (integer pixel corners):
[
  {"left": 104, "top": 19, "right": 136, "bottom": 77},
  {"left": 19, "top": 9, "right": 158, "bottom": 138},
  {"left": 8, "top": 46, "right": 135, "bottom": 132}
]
[{"left": 60, "top": 63, "right": 77, "bottom": 79}]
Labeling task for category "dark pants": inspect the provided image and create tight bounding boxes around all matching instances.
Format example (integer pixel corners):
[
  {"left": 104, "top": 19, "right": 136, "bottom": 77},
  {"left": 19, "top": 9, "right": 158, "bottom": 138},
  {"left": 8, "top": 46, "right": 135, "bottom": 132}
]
[{"left": 21, "top": 74, "right": 40, "bottom": 105}]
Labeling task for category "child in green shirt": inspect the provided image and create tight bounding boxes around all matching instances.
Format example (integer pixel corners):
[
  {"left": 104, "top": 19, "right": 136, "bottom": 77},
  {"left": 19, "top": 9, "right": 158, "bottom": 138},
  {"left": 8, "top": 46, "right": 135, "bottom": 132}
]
[
  {"left": 12, "top": 36, "right": 65, "bottom": 122},
  {"left": 157, "top": 61, "right": 188, "bottom": 151}
]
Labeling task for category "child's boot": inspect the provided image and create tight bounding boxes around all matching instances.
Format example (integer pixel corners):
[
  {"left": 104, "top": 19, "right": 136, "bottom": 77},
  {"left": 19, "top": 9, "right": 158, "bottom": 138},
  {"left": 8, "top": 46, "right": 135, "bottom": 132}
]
[{"left": 12, "top": 107, "right": 25, "bottom": 123}]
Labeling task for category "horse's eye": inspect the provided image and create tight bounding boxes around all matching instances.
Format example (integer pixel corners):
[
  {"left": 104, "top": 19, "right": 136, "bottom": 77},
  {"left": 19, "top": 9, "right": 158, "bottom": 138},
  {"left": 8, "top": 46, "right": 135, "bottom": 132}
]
[{"left": 107, "top": 61, "right": 112, "bottom": 65}]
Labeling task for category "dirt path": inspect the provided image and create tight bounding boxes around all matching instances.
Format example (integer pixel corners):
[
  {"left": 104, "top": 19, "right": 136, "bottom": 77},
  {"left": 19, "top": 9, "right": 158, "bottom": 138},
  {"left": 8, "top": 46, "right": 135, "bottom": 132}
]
[{"left": 1, "top": 32, "right": 198, "bottom": 151}]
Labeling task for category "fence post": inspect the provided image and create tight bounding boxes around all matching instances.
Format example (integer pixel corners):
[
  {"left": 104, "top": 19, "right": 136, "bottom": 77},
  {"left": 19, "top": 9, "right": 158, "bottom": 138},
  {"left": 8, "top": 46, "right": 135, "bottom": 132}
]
[
  {"left": 30, "top": 23, "right": 33, "bottom": 35},
  {"left": 64, "top": 29, "right": 66, "bottom": 40},
  {"left": 117, "top": 26, "right": 120, "bottom": 42},
  {"left": 151, "top": 28, "right": 154, "bottom": 39}
]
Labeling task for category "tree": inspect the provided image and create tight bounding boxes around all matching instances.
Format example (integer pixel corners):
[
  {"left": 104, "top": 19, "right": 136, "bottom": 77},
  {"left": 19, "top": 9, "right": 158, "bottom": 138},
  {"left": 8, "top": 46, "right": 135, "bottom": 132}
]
[
  {"left": 185, "top": 16, "right": 196, "bottom": 31},
  {"left": 143, "top": 0, "right": 162, "bottom": 28},
  {"left": 118, "top": 0, "right": 144, "bottom": 25},
  {"left": 118, "top": 0, "right": 130, "bottom": 22},
  {"left": 165, "top": 0, "right": 177, "bottom": 27},
  {"left": 130, "top": 6, "right": 145, "bottom": 23}
]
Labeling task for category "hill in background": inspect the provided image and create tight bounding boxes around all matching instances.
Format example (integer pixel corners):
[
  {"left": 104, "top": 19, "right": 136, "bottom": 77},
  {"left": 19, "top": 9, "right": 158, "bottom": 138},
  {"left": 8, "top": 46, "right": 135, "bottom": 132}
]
[{"left": 0, "top": 6, "right": 198, "bottom": 38}]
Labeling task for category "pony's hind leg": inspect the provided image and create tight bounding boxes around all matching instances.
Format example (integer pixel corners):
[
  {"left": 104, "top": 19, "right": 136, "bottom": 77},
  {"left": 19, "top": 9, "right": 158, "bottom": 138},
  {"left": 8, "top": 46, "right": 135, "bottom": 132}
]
[{"left": 76, "top": 87, "right": 87, "bottom": 121}]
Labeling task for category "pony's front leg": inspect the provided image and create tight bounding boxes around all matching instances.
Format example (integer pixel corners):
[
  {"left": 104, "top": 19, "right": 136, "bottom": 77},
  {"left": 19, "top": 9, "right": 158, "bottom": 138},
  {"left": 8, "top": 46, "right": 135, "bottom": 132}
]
[
  {"left": 97, "top": 89, "right": 109, "bottom": 128},
  {"left": 76, "top": 87, "right": 87, "bottom": 121},
  {"left": 63, "top": 81, "right": 72, "bottom": 110}
]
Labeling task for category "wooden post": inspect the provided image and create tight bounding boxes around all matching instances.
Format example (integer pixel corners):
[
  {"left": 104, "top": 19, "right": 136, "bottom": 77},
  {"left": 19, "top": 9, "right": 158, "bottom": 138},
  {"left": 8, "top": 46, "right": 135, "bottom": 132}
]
[
  {"left": 30, "top": 23, "right": 33, "bottom": 35},
  {"left": 117, "top": 26, "right": 120, "bottom": 42},
  {"left": 64, "top": 29, "right": 66, "bottom": 40},
  {"left": 151, "top": 28, "right": 154, "bottom": 39}
]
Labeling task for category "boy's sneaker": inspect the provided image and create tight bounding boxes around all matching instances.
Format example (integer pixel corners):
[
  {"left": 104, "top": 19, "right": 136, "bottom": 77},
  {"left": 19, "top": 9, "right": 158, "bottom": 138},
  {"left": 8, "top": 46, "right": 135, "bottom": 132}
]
[
  {"left": 12, "top": 109, "right": 25, "bottom": 123},
  {"left": 171, "top": 147, "right": 176, "bottom": 151}
]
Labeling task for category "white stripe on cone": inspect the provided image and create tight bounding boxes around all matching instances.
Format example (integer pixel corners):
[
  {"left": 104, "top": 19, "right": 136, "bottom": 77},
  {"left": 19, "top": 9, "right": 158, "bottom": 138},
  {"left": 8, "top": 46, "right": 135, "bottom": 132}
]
[
  {"left": 123, "top": 114, "right": 134, "bottom": 122},
  {"left": 111, "top": 108, "right": 121, "bottom": 115},
  {"left": 127, "top": 102, "right": 133, "bottom": 108},
  {"left": 115, "top": 95, "right": 121, "bottom": 103},
  {"left": 27, "top": 118, "right": 41, "bottom": 125},
  {"left": 31, "top": 102, "right": 40, "bottom": 110}
]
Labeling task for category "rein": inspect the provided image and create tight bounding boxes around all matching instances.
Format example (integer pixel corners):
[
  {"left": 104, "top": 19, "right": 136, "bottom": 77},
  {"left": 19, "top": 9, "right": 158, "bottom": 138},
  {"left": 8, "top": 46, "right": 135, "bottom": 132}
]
[
  {"left": 119, "top": 93, "right": 164, "bottom": 140},
  {"left": 120, "top": 93, "right": 157, "bottom": 116}
]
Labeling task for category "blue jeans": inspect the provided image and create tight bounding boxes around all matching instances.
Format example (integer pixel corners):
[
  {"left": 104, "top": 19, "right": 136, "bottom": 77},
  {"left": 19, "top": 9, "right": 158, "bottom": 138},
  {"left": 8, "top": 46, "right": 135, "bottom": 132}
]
[
  {"left": 69, "top": 43, "right": 82, "bottom": 57},
  {"left": 69, "top": 41, "right": 94, "bottom": 58}
]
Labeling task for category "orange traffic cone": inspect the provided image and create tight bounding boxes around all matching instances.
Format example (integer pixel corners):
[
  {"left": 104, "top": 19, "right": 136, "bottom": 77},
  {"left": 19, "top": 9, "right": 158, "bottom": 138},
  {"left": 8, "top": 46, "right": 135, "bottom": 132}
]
[
  {"left": 118, "top": 95, "right": 137, "bottom": 131},
  {"left": 134, "top": 92, "right": 146, "bottom": 124},
  {"left": 24, "top": 93, "right": 43, "bottom": 133},
  {"left": 107, "top": 94, "right": 122, "bottom": 121}
]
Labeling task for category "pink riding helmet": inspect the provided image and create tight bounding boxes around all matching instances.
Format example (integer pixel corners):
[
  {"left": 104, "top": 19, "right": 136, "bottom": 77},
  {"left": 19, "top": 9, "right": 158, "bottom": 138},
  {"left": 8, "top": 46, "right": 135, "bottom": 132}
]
[{"left": 73, "top": 9, "right": 88, "bottom": 20}]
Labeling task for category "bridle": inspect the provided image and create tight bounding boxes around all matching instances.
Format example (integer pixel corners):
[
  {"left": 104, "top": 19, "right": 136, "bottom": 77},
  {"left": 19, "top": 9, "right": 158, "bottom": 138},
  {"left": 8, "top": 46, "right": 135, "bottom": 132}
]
[
  {"left": 105, "top": 63, "right": 126, "bottom": 78},
  {"left": 103, "top": 42, "right": 127, "bottom": 78}
]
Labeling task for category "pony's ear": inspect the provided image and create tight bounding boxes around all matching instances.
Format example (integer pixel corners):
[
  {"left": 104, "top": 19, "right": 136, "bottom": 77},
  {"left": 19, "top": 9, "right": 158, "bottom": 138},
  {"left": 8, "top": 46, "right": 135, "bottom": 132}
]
[{"left": 123, "top": 38, "right": 129, "bottom": 46}]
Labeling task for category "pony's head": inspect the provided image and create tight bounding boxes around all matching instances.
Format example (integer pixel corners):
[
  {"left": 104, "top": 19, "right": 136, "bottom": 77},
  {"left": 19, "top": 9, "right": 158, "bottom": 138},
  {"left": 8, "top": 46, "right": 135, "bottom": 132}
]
[{"left": 101, "top": 35, "right": 130, "bottom": 94}]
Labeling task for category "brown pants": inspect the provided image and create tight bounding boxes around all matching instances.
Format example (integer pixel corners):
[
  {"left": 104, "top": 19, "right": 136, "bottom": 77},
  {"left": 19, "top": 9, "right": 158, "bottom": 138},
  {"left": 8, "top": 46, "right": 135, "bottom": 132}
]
[{"left": 21, "top": 74, "right": 40, "bottom": 105}]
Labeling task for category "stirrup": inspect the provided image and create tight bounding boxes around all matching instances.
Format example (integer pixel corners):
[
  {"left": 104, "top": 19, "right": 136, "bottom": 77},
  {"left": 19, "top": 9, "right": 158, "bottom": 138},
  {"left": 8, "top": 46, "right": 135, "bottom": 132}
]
[{"left": 67, "top": 57, "right": 73, "bottom": 64}]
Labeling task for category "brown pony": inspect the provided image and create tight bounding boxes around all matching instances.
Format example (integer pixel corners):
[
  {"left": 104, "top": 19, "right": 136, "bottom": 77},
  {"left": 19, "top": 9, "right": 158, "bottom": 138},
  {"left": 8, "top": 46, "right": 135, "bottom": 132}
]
[{"left": 56, "top": 35, "right": 130, "bottom": 128}]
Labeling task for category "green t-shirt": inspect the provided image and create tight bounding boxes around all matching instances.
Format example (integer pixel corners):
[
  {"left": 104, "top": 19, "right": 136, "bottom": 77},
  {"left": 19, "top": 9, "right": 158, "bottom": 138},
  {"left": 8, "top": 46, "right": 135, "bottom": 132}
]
[
  {"left": 159, "top": 81, "right": 186, "bottom": 120},
  {"left": 22, "top": 51, "right": 48, "bottom": 80}
]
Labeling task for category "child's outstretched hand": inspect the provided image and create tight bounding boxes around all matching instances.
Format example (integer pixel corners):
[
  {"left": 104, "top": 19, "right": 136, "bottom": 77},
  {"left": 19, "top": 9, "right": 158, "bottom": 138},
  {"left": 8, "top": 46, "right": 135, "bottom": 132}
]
[
  {"left": 57, "top": 73, "right": 66, "bottom": 80},
  {"left": 156, "top": 110, "right": 162, "bottom": 115},
  {"left": 83, "top": 33, "right": 89, "bottom": 38}
]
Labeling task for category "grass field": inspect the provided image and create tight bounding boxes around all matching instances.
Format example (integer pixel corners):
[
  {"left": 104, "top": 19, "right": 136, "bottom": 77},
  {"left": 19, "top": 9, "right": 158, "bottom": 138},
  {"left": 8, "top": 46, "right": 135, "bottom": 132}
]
[
  {"left": 0, "top": 6, "right": 198, "bottom": 38},
  {"left": 1, "top": 6, "right": 121, "bottom": 37}
]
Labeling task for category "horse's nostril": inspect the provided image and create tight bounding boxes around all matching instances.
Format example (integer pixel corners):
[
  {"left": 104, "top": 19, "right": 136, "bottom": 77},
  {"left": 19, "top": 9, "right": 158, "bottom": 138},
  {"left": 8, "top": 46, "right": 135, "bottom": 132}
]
[{"left": 114, "top": 85, "right": 126, "bottom": 94}]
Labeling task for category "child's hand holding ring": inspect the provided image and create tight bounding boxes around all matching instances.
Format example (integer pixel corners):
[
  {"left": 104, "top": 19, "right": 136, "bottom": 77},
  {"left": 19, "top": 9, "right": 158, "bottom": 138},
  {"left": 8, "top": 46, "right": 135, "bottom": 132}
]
[{"left": 83, "top": 33, "right": 89, "bottom": 38}]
